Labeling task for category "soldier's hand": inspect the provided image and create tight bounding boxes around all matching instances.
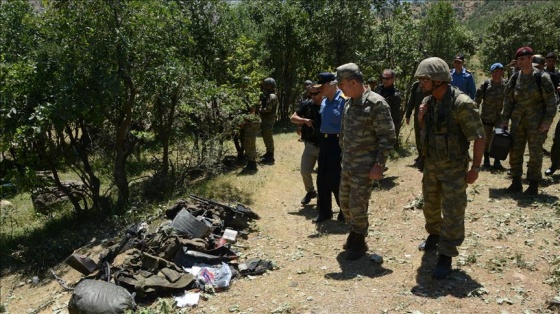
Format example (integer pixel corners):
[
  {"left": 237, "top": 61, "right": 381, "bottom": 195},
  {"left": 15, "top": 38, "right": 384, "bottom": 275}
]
[
  {"left": 369, "top": 163, "right": 384, "bottom": 180},
  {"left": 539, "top": 123, "right": 551, "bottom": 133},
  {"left": 466, "top": 169, "right": 479, "bottom": 184},
  {"left": 418, "top": 103, "right": 428, "bottom": 122}
]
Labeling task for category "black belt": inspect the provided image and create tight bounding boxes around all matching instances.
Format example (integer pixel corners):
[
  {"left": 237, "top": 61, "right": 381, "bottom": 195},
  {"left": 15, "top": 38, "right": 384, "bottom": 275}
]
[{"left": 322, "top": 133, "right": 339, "bottom": 138}]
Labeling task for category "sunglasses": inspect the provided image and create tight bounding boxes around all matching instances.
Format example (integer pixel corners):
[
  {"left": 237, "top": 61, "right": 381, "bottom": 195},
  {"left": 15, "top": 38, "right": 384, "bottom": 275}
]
[{"left": 381, "top": 76, "right": 393, "bottom": 80}]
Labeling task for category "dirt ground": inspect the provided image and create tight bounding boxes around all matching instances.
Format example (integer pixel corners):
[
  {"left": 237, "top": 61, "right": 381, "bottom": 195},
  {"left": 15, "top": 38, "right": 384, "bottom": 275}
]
[{"left": 1, "top": 119, "right": 560, "bottom": 313}]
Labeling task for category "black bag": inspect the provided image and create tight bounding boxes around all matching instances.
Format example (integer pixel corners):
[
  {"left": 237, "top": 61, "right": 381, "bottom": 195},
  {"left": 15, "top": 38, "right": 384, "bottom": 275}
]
[{"left": 489, "top": 128, "right": 512, "bottom": 160}]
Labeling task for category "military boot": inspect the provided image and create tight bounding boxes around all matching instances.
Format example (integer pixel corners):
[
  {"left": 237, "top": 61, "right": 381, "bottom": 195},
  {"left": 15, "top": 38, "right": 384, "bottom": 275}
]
[
  {"left": 483, "top": 153, "right": 491, "bottom": 167},
  {"left": 493, "top": 159, "right": 504, "bottom": 170},
  {"left": 507, "top": 176, "right": 522, "bottom": 192},
  {"left": 432, "top": 254, "right": 452, "bottom": 280},
  {"left": 524, "top": 180, "right": 539, "bottom": 195},
  {"left": 345, "top": 232, "right": 368, "bottom": 260},
  {"left": 241, "top": 161, "right": 257, "bottom": 174},
  {"left": 418, "top": 234, "right": 439, "bottom": 251},
  {"left": 261, "top": 152, "right": 275, "bottom": 164},
  {"left": 342, "top": 232, "right": 356, "bottom": 250}
]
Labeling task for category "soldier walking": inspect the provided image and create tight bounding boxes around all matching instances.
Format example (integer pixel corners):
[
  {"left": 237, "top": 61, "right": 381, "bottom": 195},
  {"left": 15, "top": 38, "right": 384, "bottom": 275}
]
[
  {"left": 500, "top": 46, "right": 557, "bottom": 195},
  {"left": 415, "top": 57, "right": 485, "bottom": 279},
  {"left": 474, "top": 63, "right": 507, "bottom": 169},
  {"left": 336, "top": 63, "right": 396, "bottom": 260}
]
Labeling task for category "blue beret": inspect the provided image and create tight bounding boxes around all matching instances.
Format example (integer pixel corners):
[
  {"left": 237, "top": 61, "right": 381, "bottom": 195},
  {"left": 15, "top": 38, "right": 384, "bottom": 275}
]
[{"left": 490, "top": 63, "right": 504, "bottom": 72}]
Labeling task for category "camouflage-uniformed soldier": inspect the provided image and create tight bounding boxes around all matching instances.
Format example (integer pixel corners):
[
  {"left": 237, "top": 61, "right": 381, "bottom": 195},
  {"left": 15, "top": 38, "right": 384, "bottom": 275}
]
[
  {"left": 259, "top": 78, "right": 279, "bottom": 164},
  {"left": 336, "top": 63, "right": 396, "bottom": 260},
  {"left": 474, "top": 63, "right": 506, "bottom": 169},
  {"left": 405, "top": 81, "right": 427, "bottom": 169},
  {"left": 240, "top": 79, "right": 261, "bottom": 174},
  {"left": 500, "top": 46, "right": 557, "bottom": 195},
  {"left": 415, "top": 57, "right": 485, "bottom": 279},
  {"left": 544, "top": 52, "right": 560, "bottom": 176}
]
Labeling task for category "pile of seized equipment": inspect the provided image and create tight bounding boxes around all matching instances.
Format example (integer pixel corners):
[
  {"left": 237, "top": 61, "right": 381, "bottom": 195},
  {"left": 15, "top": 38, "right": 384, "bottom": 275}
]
[{"left": 58, "top": 195, "right": 272, "bottom": 313}]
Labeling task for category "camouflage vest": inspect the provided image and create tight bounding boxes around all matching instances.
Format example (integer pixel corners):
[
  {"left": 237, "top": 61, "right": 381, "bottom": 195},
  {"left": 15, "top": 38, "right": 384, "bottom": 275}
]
[{"left": 423, "top": 86, "right": 470, "bottom": 162}]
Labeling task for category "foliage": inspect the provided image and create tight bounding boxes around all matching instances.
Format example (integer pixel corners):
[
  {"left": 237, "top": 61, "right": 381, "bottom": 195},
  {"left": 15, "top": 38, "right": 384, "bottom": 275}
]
[
  {"left": 417, "top": 0, "right": 476, "bottom": 62},
  {"left": 479, "top": 2, "right": 560, "bottom": 69}
]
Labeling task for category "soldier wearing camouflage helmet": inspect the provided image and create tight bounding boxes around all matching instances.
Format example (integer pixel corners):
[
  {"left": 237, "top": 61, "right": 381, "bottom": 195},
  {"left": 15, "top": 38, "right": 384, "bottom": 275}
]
[
  {"left": 415, "top": 57, "right": 486, "bottom": 279},
  {"left": 500, "top": 46, "right": 557, "bottom": 194},
  {"left": 336, "top": 63, "right": 396, "bottom": 260},
  {"left": 259, "top": 77, "right": 279, "bottom": 164}
]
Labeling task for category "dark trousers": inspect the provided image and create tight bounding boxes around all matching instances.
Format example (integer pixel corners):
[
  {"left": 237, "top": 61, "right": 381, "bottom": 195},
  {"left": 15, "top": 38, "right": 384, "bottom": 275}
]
[{"left": 316, "top": 135, "right": 341, "bottom": 216}]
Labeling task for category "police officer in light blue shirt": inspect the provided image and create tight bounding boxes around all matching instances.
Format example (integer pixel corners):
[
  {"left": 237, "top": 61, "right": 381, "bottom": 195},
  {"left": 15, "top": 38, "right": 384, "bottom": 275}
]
[
  {"left": 450, "top": 54, "right": 476, "bottom": 99},
  {"left": 313, "top": 72, "right": 346, "bottom": 223}
]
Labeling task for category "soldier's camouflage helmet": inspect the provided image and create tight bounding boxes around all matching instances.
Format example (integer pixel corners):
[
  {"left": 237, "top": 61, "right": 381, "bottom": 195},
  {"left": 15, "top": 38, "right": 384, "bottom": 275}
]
[
  {"left": 414, "top": 57, "right": 452, "bottom": 82},
  {"left": 263, "top": 77, "right": 276, "bottom": 86}
]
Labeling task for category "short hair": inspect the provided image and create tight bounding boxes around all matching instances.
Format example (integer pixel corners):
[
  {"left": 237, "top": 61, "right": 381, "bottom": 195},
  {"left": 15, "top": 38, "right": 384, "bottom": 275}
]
[{"left": 383, "top": 69, "right": 396, "bottom": 78}]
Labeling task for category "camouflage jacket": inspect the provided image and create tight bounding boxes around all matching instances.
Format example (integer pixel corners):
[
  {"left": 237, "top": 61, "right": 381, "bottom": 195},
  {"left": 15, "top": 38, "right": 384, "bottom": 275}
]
[
  {"left": 259, "top": 93, "right": 278, "bottom": 118},
  {"left": 501, "top": 70, "right": 557, "bottom": 130},
  {"left": 340, "top": 88, "right": 396, "bottom": 172},
  {"left": 423, "top": 86, "right": 484, "bottom": 162},
  {"left": 474, "top": 78, "right": 506, "bottom": 126}
]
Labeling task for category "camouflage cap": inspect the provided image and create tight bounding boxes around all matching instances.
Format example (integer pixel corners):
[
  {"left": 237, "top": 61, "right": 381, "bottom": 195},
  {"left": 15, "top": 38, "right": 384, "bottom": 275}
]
[
  {"left": 414, "top": 57, "right": 452, "bottom": 82},
  {"left": 546, "top": 52, "right": 557, "bottom": 59},
  {"left": 336, "top": 63, "right": 361, "bottom": 81}
]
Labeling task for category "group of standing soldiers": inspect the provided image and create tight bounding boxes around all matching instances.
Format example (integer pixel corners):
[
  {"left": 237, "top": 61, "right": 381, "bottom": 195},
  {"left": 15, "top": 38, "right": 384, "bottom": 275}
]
[
  {"left": 234, "top": 77, "right": 279, "bottom": 174},
  {"left": 288, "top": 46, "right": 559, "bottom": 279}
]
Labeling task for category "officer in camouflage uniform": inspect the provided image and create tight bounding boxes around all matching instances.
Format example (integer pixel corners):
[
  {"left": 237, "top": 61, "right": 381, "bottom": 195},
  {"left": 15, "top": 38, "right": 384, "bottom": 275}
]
[
  {"left": 474, "top": 63, "right": 506, "bottom": 169},
  {"left": 544, "top": 52, "right": 560, "bottom": 176},
  {"left": 259, "top": 78, "right": 279, "bottom": 164},
  {"left": 415, "top": 57, "right": 485, "bottom": 279},
  {"left": 500, "top": 46, "right": 557, "bottom": 195},
  {"left": 336, "top": 63, "right": 396, "bottom": 260}
]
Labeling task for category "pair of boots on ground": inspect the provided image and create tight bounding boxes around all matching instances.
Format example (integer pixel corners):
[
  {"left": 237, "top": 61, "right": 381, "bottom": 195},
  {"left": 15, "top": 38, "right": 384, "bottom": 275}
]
[
  {"left": 418, "top": 234, "right": 452, "bottom": 280},
  {"left": 507, "top": 176, "right": 539, "bottom": 195},
  {"left": 483, "top": 152, "right": 503, "bottom": 169},
  {"left": 342, "top": 231, "right": 369, "bottom": 260},
  {"left": 241, "top": 152, "right": 275, "bottom": 173}
]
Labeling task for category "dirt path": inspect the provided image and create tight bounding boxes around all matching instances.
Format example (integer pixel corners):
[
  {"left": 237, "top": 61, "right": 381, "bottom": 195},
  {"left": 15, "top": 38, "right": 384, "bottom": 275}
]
[{"left": 1, "top": 122, "right": 559, "bottom": 313}]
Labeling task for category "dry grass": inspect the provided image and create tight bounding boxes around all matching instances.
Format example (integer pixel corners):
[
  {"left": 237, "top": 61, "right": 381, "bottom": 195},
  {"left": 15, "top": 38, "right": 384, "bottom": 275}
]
[{"left": 1, "top": 119, "right": 559, "bottom": 313}]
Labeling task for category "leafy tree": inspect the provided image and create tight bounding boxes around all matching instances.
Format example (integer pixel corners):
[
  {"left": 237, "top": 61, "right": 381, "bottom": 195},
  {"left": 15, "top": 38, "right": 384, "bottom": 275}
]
[
  {"left": 417, "top": 0, "right": 476, "bottom": 62},
  {"left": 479, "top": 2, "right": 560, "bottom": 70}
]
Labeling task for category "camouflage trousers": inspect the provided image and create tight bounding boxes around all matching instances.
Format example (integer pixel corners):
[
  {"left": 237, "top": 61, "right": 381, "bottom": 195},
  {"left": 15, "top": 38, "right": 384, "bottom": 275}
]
[
  {"left": 482, "top": 122, "right": 496, "bottom": 152},
  {"left": 243, "top": 121, "right": 260, "bottom": 162},
  {"left": 549, "top": 118, "right": 560, "bottom": 169},
  {"left": 339, "top": 169, "right": 373, "bottom": 236},
  {"left": 260, "top": 113, "right": 276, "bottom": 154},
  {"left": 510, "top": 119, "right": 547, "bottom": 180},
  {"left": 422, "top": 159, "right": 468, "bottom": 257}
]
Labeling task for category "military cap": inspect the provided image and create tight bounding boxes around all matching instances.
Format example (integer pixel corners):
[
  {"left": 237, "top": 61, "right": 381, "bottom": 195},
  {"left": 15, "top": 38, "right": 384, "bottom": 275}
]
[
  {"left": 335, "top": 63, "right": 361, "bottom": 81},
  {"left": 312, "top": 72, "right": 337, "bottom": 87},
  {"left": 515, "top": 46, "right": 533, "bottom": 58},
  {"left": 532, "top": 54, "right": 545, "bottom": 66},
  {"left": 453, "top": 54, "right": 465, "bottom": 62},
  {"left": 546, "top": 52, "right": 557, "bottom": 60},
  {"left": 303, "top": 79, "right": 313, "bottom": 86},
  {"left": 263, "top": 77, "right": 276, "bottom": 86},
  {"left": 490, "top": 63, "right": 504, "bottom": 72}
]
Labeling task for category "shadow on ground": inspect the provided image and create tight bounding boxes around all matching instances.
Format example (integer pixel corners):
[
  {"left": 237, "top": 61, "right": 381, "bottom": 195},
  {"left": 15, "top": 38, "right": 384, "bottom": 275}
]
[
  {"left": 411, "top": 251, "right": 482, "bottom": 299},
  {"left": 324, "top": 251, "right": 393, "bottom": 280}
]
